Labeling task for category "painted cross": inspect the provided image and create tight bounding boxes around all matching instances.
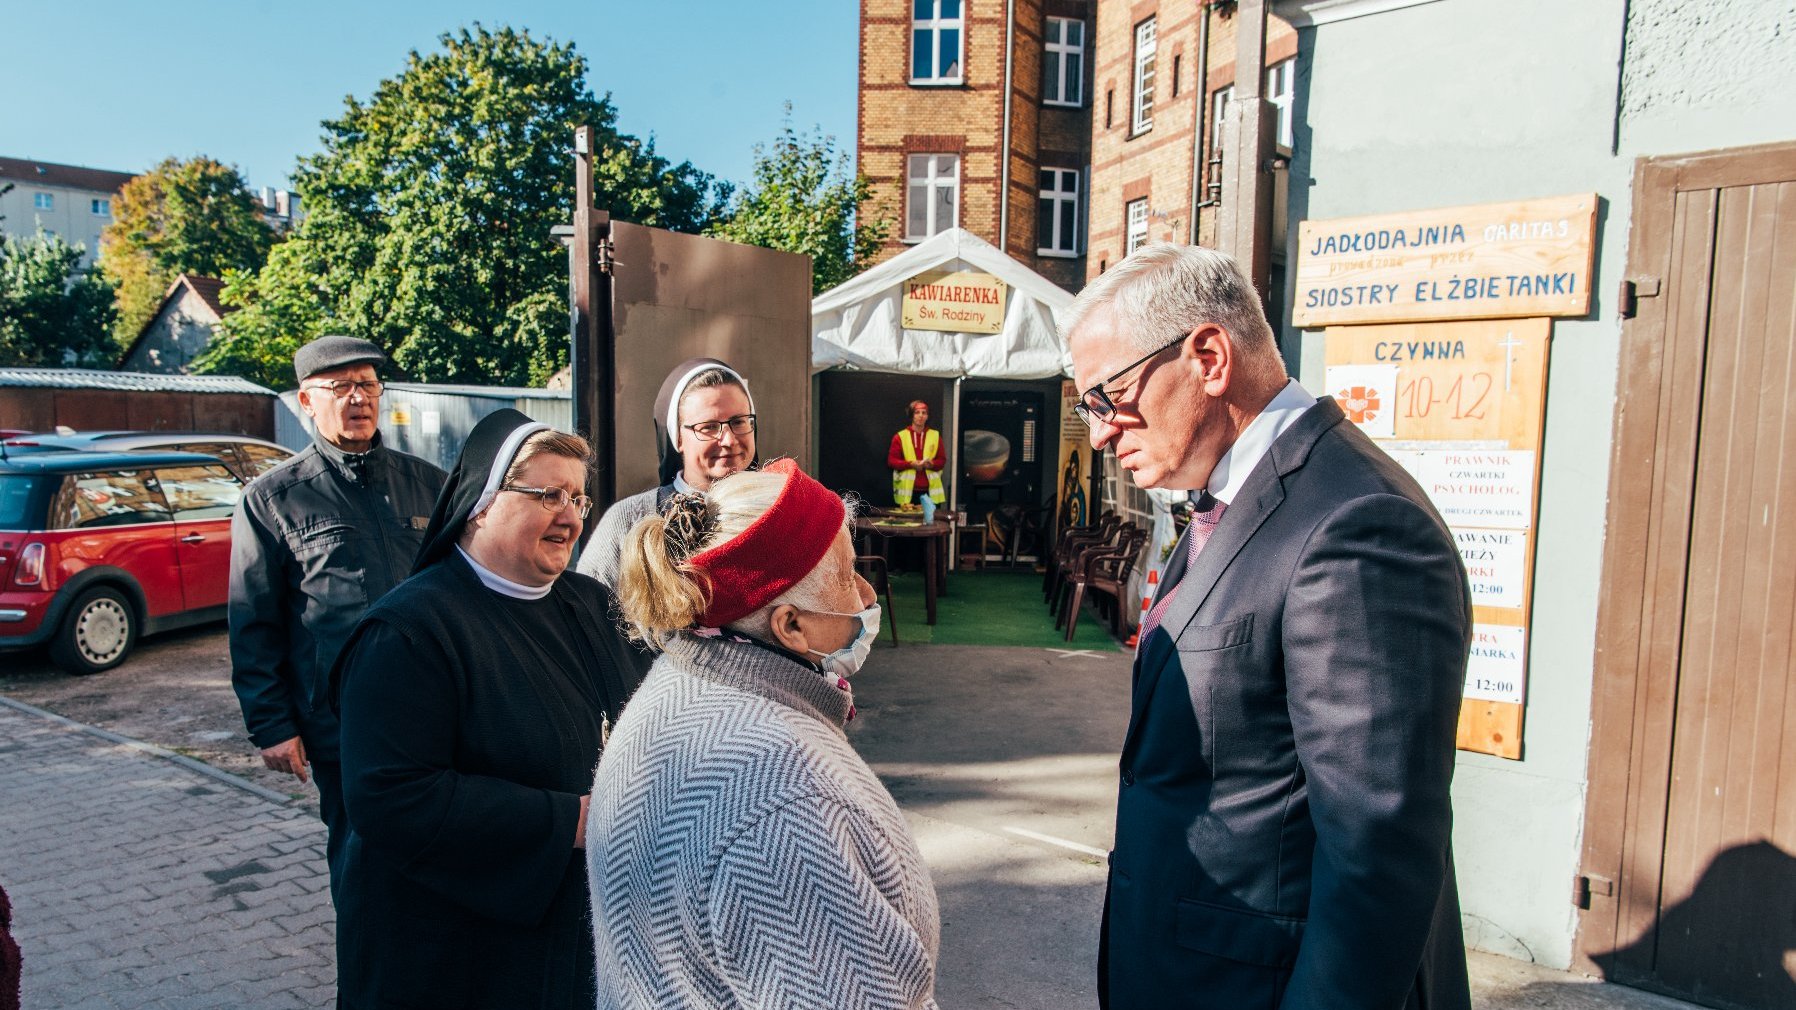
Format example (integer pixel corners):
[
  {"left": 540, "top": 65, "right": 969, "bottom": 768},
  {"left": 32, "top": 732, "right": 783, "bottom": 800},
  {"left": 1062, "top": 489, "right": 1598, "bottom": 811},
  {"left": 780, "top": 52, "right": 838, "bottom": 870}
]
[{"left": 1497, "top": 331, "right": 1523, "bottom": 391}]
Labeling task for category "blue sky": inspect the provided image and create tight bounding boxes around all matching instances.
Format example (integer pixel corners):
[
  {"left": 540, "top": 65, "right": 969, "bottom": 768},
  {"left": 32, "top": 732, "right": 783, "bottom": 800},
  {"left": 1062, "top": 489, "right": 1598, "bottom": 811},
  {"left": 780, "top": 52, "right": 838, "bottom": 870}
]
[{"left": 0, "top": 1, "right": 860, "bottom": 193}]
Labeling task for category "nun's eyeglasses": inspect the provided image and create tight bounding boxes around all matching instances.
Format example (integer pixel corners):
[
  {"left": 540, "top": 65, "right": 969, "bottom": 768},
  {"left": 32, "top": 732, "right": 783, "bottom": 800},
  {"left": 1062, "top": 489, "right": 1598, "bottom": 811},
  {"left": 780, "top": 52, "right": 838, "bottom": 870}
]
[
  {"left": 683, "top": 414, "right": 757, "bottom": 441},
  {"left": 501, "top": 484, "right": 593, "bottom": 519}
]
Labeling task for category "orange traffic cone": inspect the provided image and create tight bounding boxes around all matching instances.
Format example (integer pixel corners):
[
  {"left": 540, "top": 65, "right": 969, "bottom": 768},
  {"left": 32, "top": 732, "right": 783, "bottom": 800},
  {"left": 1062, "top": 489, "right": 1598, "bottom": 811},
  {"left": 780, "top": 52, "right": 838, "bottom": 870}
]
[{"left": 1127, "top": 569, "right": 1160, "bottom": 649}]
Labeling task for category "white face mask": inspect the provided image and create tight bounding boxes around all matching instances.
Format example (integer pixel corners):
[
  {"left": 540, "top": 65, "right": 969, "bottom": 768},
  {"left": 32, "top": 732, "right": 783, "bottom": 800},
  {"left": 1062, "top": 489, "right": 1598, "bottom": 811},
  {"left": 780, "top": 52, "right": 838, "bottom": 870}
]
[{"left": 805, "top": 603, "right": 881, "bottom": 679}]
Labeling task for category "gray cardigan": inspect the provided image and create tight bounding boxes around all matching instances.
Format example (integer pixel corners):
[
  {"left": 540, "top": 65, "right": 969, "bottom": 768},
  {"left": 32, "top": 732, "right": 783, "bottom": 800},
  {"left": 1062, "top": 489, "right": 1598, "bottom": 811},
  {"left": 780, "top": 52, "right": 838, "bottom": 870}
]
[
  {"left": 575, "top": 485, "right": 664, "bottom": 588},
  {"left": 586, "top": 633, "right": 941, "bottom": 1009}
]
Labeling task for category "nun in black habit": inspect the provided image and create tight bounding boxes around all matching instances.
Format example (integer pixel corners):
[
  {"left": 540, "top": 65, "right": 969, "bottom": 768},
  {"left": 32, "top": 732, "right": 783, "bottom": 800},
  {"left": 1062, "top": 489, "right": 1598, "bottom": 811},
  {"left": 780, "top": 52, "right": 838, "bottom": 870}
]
[{"left": 331, "top": 410, "right": 645, "bottom": 1009}]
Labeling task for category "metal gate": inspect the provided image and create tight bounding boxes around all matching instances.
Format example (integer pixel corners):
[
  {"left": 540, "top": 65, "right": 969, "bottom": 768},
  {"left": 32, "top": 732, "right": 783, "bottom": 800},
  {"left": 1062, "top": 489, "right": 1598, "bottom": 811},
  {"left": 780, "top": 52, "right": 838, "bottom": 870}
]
[{"left": 1581, "top": 140, "right": 1796, "bottom": 1010}]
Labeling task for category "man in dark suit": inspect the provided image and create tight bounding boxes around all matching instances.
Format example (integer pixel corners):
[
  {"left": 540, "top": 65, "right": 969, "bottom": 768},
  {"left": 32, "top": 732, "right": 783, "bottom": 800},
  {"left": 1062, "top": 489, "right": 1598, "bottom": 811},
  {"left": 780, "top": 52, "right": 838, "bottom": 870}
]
[{"left": 1064, "top": 244, "right": 1473, "bottom": 1010}]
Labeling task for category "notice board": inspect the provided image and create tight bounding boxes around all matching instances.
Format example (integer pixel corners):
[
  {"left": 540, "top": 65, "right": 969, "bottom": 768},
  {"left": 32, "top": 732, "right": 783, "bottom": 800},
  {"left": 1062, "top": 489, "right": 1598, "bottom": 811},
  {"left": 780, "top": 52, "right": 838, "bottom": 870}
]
[
  {"left": 1294, "top": 193, "right": 1596, "bottom": 328},
  {"left": 1324, "top": 318, "right": 1551, "bottom": 759}
]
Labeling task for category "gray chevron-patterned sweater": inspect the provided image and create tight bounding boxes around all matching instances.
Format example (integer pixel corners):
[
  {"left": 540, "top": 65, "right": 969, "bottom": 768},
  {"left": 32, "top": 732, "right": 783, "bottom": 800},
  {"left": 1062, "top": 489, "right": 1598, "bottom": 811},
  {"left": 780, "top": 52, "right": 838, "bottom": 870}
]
[{"left": 586, "top": 632, "right": 942, "bottom": 1010}]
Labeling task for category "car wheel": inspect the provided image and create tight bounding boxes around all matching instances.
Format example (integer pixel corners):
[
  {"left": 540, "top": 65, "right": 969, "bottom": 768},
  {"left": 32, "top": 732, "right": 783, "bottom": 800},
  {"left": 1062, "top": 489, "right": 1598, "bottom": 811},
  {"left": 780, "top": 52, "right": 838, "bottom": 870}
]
[{"left": 49, "top": 586, "right": 137, "bottom": 675}]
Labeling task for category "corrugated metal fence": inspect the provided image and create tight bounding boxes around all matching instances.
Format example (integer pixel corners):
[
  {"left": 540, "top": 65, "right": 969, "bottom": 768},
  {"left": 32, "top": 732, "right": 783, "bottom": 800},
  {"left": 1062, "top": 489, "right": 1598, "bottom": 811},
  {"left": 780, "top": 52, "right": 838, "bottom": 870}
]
[{"left": 277, "top": 383, "right": 573, "bottom": 472}]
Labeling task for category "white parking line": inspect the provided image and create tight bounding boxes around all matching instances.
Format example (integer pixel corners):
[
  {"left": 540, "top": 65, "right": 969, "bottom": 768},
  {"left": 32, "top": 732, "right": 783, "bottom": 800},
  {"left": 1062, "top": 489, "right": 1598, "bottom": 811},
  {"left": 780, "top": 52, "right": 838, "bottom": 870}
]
[{"left": 1002, "top": 825, "right": 1108, "bottom": 858}]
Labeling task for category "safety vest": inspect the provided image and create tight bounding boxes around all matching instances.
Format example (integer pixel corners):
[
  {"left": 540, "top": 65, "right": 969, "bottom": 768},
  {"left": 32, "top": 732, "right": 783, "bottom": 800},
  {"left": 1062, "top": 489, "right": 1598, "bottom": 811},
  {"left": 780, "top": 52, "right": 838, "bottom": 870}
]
[{"left": 892, "top": 428, "right": 946, "bottom": 505}]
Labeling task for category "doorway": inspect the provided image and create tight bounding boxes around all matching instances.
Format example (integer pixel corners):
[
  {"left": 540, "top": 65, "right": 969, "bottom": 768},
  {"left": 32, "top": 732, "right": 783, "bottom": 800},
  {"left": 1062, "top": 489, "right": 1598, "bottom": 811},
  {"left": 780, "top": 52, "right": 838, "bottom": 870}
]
[{"left": 1579, "top": 141, "right": 1796, "bottom": 1009}]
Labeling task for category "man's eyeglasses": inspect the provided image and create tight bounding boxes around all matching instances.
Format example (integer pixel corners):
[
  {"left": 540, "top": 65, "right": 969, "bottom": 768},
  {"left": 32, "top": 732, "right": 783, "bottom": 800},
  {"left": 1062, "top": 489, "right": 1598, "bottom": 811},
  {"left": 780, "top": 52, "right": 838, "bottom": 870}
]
[
  {"left": 501, "top": 484, "right": 593, "bottom": 519},
  {"left": 1072, "top": 336, "right": 1187, "bottom": 429},
  {"left": 683, "top": 414, "right": 757, "bottom": 442},
  {"left": 303, "top": 379, "right": 384, "bottom": 399}
]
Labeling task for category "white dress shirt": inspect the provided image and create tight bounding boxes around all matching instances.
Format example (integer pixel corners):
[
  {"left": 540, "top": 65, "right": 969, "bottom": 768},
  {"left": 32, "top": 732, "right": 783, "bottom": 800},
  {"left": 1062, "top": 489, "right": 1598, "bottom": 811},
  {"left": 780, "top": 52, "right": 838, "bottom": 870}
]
[{"left": 1205, "top": 379, "right": 1319, "bottom": 505}]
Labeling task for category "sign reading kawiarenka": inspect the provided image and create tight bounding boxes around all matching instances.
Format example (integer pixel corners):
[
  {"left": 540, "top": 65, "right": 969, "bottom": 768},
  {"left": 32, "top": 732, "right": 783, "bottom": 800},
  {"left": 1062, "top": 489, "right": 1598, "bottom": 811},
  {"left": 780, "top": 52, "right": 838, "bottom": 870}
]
[{"left": 901, "top": 268, "right": 1008, "bottom": 334}]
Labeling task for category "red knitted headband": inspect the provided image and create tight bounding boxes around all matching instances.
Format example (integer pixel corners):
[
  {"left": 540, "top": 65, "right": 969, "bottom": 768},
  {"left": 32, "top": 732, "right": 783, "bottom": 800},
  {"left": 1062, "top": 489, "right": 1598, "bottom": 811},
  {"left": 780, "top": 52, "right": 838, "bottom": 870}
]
[{"left": 689, "top": 459, "right": 846, "bottom": 628}]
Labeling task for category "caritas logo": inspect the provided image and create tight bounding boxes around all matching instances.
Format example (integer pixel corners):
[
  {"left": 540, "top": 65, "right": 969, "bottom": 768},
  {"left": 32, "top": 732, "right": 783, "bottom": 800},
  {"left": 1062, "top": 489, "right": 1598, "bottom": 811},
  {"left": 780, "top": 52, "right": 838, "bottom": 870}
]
[{"left": 1334, "top": 385, "right": 1382, "bottom": 426}]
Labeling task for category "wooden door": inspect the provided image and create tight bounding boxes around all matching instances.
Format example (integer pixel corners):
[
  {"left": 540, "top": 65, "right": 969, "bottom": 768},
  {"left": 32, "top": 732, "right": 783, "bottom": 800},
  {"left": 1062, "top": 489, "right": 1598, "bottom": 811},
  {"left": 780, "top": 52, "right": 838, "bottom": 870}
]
[
  {"left": 1580, "top": 142, "right": 1796, "bottom": 1010},
  {"left": 606, "top": 221, "right": 813, "bottom": 502}
]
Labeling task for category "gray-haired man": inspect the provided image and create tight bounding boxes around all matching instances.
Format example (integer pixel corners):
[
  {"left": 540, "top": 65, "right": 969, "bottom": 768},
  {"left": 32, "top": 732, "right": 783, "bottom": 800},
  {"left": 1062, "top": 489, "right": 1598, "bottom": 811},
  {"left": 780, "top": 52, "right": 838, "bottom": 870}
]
[
  {"left": 228, "top": 335, "right": 446, "bottom": 895},
  {"left": 1066, "top": 245, "right": 1472, "bottom": 1010}
]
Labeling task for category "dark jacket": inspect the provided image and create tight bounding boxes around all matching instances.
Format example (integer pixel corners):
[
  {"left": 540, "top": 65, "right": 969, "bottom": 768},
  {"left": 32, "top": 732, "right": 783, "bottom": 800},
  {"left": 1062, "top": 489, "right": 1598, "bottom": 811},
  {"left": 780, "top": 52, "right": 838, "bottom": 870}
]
[
  {"left": 228, "top": 432, "right": 445, "bottom": 760},
  {"left": 1101, "top": 398, "right": 1473, "bottom": 1010},
  {"left": 333, "top": 552, "right": 643, "bottom": 1009}
]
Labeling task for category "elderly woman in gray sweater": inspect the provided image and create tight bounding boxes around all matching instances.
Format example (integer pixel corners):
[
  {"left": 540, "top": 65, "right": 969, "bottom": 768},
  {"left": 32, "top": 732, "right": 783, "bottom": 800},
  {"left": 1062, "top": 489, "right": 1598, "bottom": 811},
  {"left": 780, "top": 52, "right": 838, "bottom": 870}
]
[{"left": 586, "top": 459, "right": 941, "bottom": 1010}]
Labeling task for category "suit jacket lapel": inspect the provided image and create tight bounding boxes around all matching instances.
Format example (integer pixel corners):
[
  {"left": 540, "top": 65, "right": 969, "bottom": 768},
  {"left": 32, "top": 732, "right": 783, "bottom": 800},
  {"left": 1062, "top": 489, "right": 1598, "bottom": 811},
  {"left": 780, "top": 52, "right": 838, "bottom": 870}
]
[{"left": 1122, "top": 398, "right": 1346, "bottom": 761}]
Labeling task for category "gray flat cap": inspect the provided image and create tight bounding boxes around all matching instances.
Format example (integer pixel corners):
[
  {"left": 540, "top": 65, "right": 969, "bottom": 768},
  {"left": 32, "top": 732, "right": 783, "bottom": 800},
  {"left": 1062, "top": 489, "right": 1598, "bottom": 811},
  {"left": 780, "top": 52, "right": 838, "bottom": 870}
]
[{"left": 294, "top": 335, "right": 385, "bottom": 382}]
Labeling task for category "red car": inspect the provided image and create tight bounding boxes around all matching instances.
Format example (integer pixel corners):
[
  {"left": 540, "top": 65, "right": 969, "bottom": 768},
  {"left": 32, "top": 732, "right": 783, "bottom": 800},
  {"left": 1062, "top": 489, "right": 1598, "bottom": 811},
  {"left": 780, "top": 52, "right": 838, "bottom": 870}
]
[{"left": 0, "top": 449, "right": 245, "bottom": 674}]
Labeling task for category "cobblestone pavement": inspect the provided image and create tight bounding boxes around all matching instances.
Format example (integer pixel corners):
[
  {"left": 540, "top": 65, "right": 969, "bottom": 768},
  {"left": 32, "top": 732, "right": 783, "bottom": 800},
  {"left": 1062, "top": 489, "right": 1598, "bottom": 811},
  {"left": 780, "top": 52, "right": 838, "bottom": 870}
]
[
  {"left": 0, "top": 642, "right": 1707, "bottom": 1010},
  {"left": 0, "top": 699, "right": 336, "bottom": 1009}
]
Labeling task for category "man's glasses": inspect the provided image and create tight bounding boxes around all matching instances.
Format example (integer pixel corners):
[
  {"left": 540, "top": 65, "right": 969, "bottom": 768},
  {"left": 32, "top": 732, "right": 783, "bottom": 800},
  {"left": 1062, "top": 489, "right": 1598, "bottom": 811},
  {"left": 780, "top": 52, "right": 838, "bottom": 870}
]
[
  {"left": 1072, "top": 336, "right": 1187, "bottom": 429},
  {"left": 501, "top": 484, "right": 593, "bottom": 519},
  {"left": 683, "top": 414, "right": 756, "bottom": 442},
  {"left": 303, "top": 379, "right": 384, "bottom": 399}
]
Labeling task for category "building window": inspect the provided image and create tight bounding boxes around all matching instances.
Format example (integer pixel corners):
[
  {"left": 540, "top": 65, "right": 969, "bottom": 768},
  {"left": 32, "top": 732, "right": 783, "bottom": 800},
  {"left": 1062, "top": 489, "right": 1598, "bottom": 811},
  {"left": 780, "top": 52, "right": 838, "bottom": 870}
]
[
  {"left": 1126, "top": 199, "right": 1149, "bottom": 256},
  {"left": 1044, "top": 17, "right": 1084, "bottom": 107},
  {"left": 33, "top": 192, "right": 53, "bottom": 211},
  {"left": 907, "top": 154, "right": 960, "bottom": 240},
  {"left": 912, "top": 0, "right": 964, "bottom": 84},
  {"left": 91, "top": 198, "right": 110, "bottom": 216},
  {"left": 1211, "top": 85, "right": 1234, "bottom": 156},
  {"left": 1267, "top": 58, "right": 1295, "bottom": 147},
  {"left": 1037, "top": 168, "right": 1080, "bottom": 257},
  {"left": 1131, "top": 17, "right": 1157, "bottom": 134}
]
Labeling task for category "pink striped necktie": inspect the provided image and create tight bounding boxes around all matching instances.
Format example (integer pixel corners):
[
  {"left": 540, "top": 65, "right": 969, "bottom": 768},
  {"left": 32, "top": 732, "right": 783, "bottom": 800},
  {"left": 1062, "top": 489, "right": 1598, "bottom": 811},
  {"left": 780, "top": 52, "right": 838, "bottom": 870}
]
[{"left": 1138, "top": 498, "right": 1228, "bottom": 646}]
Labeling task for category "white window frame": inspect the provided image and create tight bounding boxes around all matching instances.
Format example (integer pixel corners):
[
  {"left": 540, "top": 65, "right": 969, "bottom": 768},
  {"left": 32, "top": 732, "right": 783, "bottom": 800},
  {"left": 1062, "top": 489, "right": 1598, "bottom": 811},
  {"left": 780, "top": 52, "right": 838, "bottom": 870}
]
[
  {"left": 1267, "top": 58, "right": 1295, "bottom": 148},
  {"left": 906, "top": 154, "right": 961, "bottom": 241},
  {"left": 1210, "top": 85, "right": 1234, "bottom": 156},
  {"left": 912, "top": 0, "right": 965, "bottom": 85},
  {"left": 1037, "top": 168, "right": 1080, "bottom": 257},
  {"left": 1125, "top": 199, "right": 1150, "bottom": 256},
  {"left": 1043, "top": 17, "right": 1085, "bottom": 107},
  {"left": 1131, "top": 17, "right": 1157, "bottom": 135},
  {"left": 33, "top": 192, "right": 53, "bottom": 211},
  {"left": 90, "top": 198, "right": 111, "bottom": 217}
]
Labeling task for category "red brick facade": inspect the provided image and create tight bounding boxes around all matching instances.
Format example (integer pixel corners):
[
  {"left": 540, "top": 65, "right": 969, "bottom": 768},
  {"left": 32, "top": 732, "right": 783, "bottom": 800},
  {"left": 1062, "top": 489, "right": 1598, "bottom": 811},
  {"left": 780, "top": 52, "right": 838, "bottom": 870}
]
[
  {"left": 858, "top": 0, "right": 1094, "bottom": 293},
  {"left": 1084, "top": 2, "right": 1296, "bottom": 281}
]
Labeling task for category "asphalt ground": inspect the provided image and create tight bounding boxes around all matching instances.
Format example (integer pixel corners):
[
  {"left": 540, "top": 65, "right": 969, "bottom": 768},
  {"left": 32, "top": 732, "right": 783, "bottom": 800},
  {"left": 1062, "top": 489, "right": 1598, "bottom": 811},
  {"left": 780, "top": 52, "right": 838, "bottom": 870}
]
[{"left": 0, "top": 621, "right": 1704, "bottom": 1009}]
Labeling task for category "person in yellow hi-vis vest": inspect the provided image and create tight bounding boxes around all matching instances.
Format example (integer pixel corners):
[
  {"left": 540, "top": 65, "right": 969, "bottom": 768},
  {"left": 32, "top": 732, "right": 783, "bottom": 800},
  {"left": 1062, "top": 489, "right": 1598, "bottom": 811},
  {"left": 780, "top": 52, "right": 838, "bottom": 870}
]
[{"left": 887, "top": 399, "right": 947, "bottom": 507}]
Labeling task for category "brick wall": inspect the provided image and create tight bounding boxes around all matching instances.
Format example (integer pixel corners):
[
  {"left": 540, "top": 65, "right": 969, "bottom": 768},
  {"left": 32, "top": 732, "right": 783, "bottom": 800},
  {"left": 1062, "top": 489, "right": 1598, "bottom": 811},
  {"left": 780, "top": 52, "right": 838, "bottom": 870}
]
[
  {"left": 1086, "top": 2, "right": 1295, "bottom": 281},
  {"left": 858, "top": 0, "right": 1093, "bottom": 292}
]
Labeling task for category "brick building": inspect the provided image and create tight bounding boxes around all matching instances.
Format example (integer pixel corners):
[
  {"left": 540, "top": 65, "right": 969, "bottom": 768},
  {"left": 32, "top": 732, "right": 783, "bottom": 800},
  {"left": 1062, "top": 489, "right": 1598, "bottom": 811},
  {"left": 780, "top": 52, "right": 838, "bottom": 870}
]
[
  {"left": 857, "top": 0, "right": 1095, "bottom": 292},
  {"left": 1084, "top": 1, "right": 1296, "bottom": 282}
]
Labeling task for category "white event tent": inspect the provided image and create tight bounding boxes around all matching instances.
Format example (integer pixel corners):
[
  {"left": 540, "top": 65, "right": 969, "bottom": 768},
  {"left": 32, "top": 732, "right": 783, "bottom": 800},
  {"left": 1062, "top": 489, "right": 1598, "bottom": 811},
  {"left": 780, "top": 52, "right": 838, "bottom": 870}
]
[{"left": 811, "top": 227, "right": 1074, "bottom": 379}]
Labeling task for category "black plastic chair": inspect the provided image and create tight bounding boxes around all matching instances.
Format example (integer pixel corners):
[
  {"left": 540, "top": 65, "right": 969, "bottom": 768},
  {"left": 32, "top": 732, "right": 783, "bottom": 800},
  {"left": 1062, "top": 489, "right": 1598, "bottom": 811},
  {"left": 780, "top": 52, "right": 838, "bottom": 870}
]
[{"left": 1058, "top": 527, "right": 1148, "bottom": 641}]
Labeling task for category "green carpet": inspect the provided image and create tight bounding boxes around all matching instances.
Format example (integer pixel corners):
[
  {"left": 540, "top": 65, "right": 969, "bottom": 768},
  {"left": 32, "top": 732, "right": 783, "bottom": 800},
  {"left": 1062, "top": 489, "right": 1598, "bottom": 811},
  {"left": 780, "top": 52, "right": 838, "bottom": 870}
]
[{"left": 877, "top": 569, "right": 1121, "bottom": 650}]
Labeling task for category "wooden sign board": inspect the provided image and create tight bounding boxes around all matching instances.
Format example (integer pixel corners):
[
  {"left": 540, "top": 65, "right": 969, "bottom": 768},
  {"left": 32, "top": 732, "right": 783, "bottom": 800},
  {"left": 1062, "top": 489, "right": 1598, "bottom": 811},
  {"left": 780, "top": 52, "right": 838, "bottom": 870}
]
[
  {"left": 1294, "top": 193, "right": 1597, "bottom": 327},
  {"left": 901, "top": 268, "right": 1007, "bottom": 334},
  {"left": 1325, "top": 318, "right": 1552, "bottom": 760}
]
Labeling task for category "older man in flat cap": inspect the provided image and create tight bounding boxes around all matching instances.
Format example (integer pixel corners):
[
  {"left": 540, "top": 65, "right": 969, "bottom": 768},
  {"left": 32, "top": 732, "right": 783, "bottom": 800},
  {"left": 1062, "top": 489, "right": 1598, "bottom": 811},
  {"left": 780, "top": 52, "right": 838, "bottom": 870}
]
[{"left": 228, "top": 335, "right": 446, "bottom": 899}]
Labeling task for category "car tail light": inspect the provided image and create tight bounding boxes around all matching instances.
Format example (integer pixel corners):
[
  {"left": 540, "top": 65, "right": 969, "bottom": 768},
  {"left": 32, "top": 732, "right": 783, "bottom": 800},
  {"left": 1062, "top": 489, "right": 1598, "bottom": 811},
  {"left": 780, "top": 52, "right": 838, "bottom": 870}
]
[{"left": 14, "top": 542, "right": 45, "bottom": 586}]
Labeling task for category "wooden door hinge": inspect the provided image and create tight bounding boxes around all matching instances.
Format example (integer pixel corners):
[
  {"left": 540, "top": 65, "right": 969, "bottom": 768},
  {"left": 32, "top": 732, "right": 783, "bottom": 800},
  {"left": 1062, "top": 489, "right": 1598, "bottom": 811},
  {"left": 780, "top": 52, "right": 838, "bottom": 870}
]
[
  {"left": 1574, "top": 872, "right": 1615, "bottom": 909},
  {"left": 1619, "top": 276, "right": 1661, "bottom": 319}
]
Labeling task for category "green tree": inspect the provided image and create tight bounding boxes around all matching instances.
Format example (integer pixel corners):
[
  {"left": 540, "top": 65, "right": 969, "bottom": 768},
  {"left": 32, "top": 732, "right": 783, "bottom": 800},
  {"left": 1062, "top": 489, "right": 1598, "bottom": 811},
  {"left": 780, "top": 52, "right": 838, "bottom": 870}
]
[
  {"left": 0, "top": 231, "right": 119, "bottom": 367},
  {"left": 709, "top": 111, "right": 889, "bottom": 294},
  {"left": 100, "top": 156, "right": 276, "bottom": 343},
  {"left": 209, "top": 24, "right": 729, "bottom": 388}
]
